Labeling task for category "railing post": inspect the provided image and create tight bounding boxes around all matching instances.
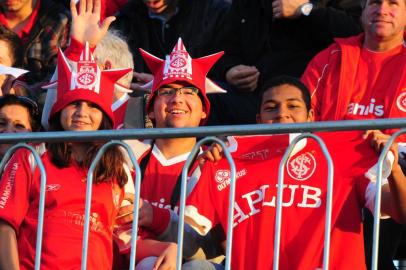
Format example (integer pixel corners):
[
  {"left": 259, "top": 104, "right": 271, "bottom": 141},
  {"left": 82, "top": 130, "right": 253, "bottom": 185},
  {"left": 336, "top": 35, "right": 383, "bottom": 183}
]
[
  {"left": 0, "top": 143, "right": 47, "bottom": 270},
  {"left": 176, "top": 136, "right": 236, "bottom": 270},
  {"left": 80, "top": 140, "right": 141, "bottom": 270},
  {"left": 371, "top": 128, "right": 406, "bottom": 270},
  {"left": 273, "top": 134, "right": 334, "bottom": 270}
]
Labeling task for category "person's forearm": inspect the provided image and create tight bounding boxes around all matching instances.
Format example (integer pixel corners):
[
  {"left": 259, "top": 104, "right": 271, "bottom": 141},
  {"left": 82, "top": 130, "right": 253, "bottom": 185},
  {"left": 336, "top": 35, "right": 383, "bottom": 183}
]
[
  {"left": 135, "top": 239, "right": 172, "bottom": 260},
  {"left": 0, "top": 220, "right": 20, "bottom": 270}
]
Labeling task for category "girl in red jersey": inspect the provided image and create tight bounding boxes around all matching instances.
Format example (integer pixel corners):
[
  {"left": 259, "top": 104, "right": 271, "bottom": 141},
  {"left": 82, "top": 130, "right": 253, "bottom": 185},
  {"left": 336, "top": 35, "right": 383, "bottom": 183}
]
[{"left": 0, "top": 16, "right": 132, "bottom": 268}]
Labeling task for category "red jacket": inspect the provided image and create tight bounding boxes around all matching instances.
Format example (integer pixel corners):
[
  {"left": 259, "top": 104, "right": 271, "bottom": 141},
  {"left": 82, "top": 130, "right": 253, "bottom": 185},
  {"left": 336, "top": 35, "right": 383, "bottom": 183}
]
[{"left": 301, "top": 33, "right": 406, "bottom": 138}]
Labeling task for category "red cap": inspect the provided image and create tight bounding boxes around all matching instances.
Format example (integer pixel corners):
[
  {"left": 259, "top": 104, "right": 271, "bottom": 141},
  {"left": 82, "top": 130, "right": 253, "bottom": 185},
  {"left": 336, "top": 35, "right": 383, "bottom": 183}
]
[
  {"left": 139, "top": 38, "right": 226, "bottom": 124},
  {"left": 49, "top": 43, "right": 132, "bottom": 126}
]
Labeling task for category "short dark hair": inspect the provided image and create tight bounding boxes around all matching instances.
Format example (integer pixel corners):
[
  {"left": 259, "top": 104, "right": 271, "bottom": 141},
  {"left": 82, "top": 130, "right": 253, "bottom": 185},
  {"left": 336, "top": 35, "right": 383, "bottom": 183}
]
[
  {"left": 0, "top": 94, "right": 40, "bottom": 131},
  {"left": 0, "top": 25, "right": 23, "bottom": 67},
  {"left": 258, "top": 75, "right": 311, "bottom": 112}
]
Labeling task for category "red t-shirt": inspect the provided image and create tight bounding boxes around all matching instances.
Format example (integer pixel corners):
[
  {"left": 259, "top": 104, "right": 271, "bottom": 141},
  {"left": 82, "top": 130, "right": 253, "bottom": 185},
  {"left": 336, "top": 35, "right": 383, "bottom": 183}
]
[
  {"left": 115, "top": 142, "right": 201, "bottom": 253},
  {"left": 140, "top": 144, "right": 201, "bottom": 215},
  {"left": 0, "top": 149, "right": 123, "bottom": 270},
  {"left": 186, "top": 131, "right": 380, "bottom": 270},
  {"left": 226, "top": 133, "right": 301, "bottom": 161}
]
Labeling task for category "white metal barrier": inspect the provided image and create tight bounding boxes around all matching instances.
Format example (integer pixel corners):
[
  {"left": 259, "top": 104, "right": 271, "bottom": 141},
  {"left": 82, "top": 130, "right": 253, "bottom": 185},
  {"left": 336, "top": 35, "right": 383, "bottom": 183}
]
[
  {"left": 82, "top": 140, "right": 142, "bottom": 270},
  {"left": 0, "top": 143, "right": 46, "bottom": 270},
  {"left": 273, "top": 133, "right": 334, "bottom": 270},
  {"left": 1, "top": 118, "right": 406, "bottom": 269},
  {"left": 176, "top": 137, "right": 236, "bottom": 270}
]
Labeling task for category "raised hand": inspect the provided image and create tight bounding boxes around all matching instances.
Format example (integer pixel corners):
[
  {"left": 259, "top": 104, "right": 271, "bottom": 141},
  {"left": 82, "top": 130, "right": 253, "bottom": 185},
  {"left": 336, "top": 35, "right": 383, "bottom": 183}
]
[{"left": 70, "top": 0, "right": 115, "bottom": 47}]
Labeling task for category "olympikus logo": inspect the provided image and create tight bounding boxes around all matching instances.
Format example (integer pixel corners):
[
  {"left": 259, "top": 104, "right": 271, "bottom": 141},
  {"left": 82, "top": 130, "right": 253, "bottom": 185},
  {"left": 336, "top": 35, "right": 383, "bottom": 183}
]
[
  {"left": 347, "top": 99, "right": 384, "bottom": 117},
  {"left": 216, "top": 169, "right": 247, "bottom": 191}
]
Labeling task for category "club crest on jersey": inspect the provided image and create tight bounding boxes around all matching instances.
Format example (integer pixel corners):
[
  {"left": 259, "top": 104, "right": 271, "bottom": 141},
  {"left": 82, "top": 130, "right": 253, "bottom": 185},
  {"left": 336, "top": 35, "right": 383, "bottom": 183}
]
[
  {"left": 287, "top": 152, "right": 316, "bottom": 181},
  {"left": 215, "top": 170, "right": 230, "bottom": 184},
  {"left": 396, "top": 90, "right": 406, "bottom": 113},
  {"left": 76, "top": 61, "right": 97, "bottom": 89}
]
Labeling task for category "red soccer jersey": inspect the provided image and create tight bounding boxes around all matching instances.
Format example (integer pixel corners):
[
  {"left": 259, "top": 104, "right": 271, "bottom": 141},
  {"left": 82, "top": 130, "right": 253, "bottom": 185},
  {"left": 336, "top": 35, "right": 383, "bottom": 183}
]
[
  {"left": 0, "top": 149, "right": 123, "bottom": 270},
  {"left": 186, "top": 131, "right": 381, "bottom": 270},
  {"left": 140, "top": 144, "right": 201, "bottom": 214},
  {"left": 301, "top": 34, "right": 406, "bottom": 140},
  {"left": 226, "top": 134, "right": 302, "bottom": 161}
]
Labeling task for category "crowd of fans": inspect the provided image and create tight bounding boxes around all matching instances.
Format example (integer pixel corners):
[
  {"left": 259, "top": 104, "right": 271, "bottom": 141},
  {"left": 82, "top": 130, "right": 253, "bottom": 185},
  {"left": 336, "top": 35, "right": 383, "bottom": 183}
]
[{"left": 0, "top": 0, "right": 405, "bottom": 269}]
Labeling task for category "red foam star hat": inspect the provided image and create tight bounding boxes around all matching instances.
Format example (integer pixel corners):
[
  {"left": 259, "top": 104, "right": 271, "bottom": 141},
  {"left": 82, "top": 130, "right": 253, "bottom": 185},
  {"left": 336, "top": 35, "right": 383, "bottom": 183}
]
[
  {"left": 112, "top": 91, "right": 130, "bottom": 130},
  {"left": 139, "top": 38, "right": 226, "bottom": 121},
  {"left": 49, "top": 43, "right": 132, "bottom": 126}
]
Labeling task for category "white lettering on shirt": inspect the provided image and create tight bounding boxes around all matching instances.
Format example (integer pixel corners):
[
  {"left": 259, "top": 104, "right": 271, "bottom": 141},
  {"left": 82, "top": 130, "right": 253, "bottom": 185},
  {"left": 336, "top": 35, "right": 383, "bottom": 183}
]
[
  {"left": 347, "top": 98, "right": 384, "bottom": 117},
  {"left": 0, "top": 162, "right": 18, "bottom": 209},
  {"left": 233, "top": 184, "right": 322, "bottom": 227}
]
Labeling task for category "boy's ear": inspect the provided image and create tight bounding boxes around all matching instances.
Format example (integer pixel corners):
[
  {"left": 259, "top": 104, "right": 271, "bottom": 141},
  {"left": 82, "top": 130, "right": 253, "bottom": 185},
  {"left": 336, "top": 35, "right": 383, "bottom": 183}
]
[
  {"left": 256, "top": 113, "right": 262, "bottom": 124},
  {"left": 201, "top": 110, "right": 207, "bottom": 120},
  {"left": 307, "top": 109, "right": 314, "bottom": 122}
]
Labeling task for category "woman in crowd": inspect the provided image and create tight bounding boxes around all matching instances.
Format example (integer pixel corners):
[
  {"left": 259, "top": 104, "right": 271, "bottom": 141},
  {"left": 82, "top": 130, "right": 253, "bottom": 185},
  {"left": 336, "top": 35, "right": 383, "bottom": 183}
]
[{"left": 0, "top": 94, "right": 40, "bottom": 160}]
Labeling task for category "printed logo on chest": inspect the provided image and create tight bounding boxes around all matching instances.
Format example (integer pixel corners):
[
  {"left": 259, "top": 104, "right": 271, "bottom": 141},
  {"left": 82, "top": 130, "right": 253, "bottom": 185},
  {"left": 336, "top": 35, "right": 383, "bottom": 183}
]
[
  {"left": 287, "top": 152, "right": 316, "bottom": 181},
  {"left": 46, "top": 184, "right": 61, "bottom": 191},
  {"left": 347, "top": 98, "right": 384, "bottom": 117},
  {"left": 215, "top": 169, "right": 247, "bottom": 191},
  {"left": 396, "top": 90, "right": 406, "bottom": 112}
]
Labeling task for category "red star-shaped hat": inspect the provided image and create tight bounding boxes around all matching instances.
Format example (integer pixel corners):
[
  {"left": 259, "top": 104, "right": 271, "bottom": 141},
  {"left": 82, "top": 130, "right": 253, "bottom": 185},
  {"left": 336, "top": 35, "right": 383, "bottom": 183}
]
[
  {"left": 49, "top": 42, "right": 132, "bottom": 127},
  {"left": 139, "top": 38, "right": 226, "bottom": 122}
]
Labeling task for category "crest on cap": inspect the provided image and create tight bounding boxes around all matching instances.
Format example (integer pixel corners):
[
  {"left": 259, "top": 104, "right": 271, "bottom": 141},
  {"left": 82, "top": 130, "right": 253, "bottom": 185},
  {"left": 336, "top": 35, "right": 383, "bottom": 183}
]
[
  {"left": 48, "top": 42, "right": 132, "bottom": 126},
  {"left": 139, "top": 38, "right": 226, "bottom": 119},
  {"left": 163, "top": 40, "right": 193, "bottom": 80}
]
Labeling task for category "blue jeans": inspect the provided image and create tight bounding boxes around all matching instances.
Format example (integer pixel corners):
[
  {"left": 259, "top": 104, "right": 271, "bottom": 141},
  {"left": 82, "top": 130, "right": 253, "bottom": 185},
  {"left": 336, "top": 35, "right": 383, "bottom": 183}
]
[{"left": 135, "top": 257, "right": 224, "bottom": 270}]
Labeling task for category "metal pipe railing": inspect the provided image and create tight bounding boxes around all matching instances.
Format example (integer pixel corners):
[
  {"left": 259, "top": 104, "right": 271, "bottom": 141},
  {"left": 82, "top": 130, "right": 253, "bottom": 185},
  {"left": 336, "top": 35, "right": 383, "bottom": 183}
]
[
  {"left": 176, "top": 136, "right": 236, "bottom": 270},
  {"left": 0, "top": 143, "right": 47, "bottom": 270},
  {"left": 2, "top": 119, "right": 406, "bottom": 269},
  {"left": 80, "top": 140, "right": 141, "bottom": 270},
  {"left": 371, "top": 128, "right": 406, "bottom": 270},
  {"left": 0, "top": 118, "right": 405, "bottom": 143},
  {"left": 273, "top": 133, "right": 334, "bottom": 270}
]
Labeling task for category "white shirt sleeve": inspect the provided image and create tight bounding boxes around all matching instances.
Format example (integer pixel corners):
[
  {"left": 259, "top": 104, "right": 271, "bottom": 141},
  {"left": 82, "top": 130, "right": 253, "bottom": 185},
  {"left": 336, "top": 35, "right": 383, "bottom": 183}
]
[{"left": 364, "top": 151, "right": 395, "bottom": 218}]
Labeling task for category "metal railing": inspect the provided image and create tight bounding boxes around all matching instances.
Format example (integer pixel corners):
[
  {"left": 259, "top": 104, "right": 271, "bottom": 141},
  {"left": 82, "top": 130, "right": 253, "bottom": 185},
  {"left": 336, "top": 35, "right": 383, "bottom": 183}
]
[
  {"left": 273, "top": 133, "right": 334, "bottom": 270},
  {"left": 1, "top": 118, "right": 405, "bottom": 270},
  {"left": 0, "top": 143, "right": 46, "bottom": 270}
]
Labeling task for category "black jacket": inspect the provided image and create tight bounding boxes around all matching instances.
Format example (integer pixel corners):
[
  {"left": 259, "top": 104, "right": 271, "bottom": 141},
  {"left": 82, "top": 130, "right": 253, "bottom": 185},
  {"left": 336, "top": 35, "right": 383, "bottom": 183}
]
[
  {"left": 112, "top": 0, "right": 230, "bottom": 74},
  {"left": 214, "top": 0, "right": 363, "bottom": 83},
  {"left": 21, "top": 0, "right": 70, "bottom": 84}
]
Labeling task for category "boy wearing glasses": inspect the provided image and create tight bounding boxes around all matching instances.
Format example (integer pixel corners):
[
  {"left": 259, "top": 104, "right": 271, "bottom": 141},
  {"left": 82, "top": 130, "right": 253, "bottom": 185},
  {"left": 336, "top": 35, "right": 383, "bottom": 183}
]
[{"left": 116, "top": 38, "right": 226, "bottom": 269}]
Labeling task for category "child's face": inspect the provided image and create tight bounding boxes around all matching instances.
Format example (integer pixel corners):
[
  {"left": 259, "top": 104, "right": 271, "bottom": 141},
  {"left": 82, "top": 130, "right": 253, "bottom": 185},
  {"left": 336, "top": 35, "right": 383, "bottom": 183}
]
[
  {"left": 60, "top": 101, "right": 103, "bottom": 131},
  {"left": 257, "top": 84, "right": 313, "bottom": 124}
]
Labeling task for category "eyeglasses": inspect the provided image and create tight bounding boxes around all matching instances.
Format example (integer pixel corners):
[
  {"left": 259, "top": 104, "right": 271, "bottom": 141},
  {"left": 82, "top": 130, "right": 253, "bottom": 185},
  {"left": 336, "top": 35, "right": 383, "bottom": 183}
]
[{"left": 157, "top": 86, "right": 200, "bottom": 97}]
